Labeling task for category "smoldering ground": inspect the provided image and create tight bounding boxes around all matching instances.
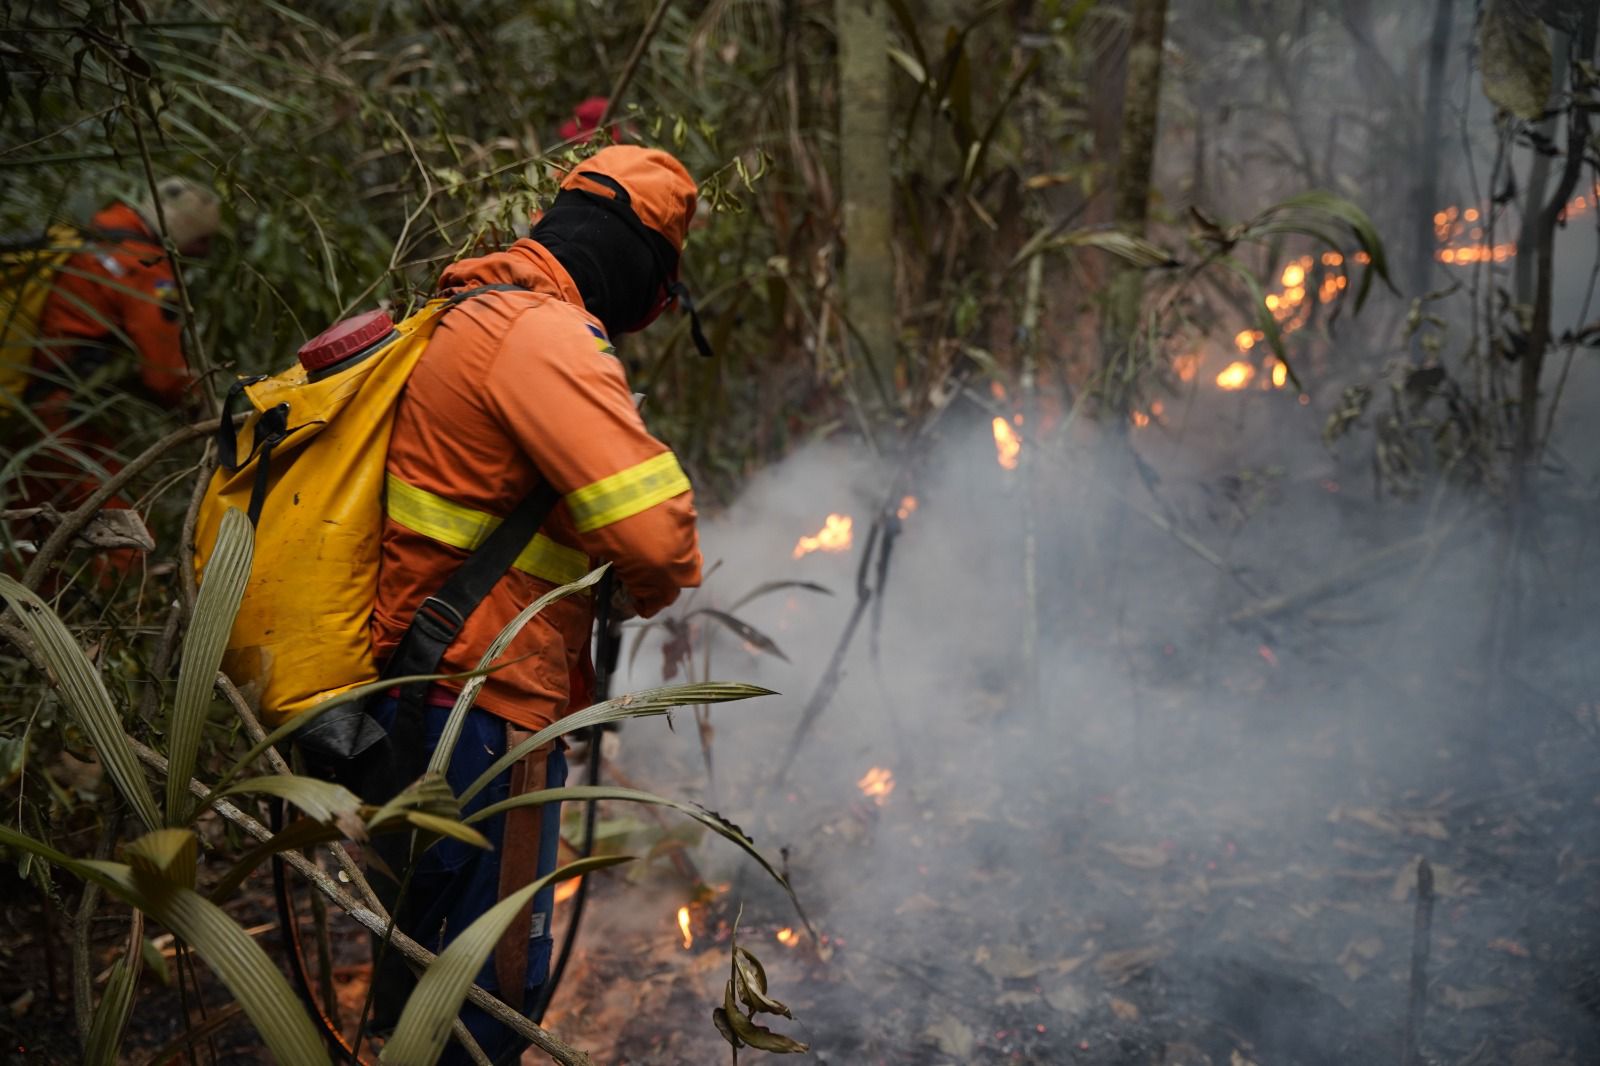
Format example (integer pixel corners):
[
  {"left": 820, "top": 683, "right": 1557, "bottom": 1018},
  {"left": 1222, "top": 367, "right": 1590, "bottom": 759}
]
[{"left": 545, "top": 364, "right": 1600, "bottom": 1065}]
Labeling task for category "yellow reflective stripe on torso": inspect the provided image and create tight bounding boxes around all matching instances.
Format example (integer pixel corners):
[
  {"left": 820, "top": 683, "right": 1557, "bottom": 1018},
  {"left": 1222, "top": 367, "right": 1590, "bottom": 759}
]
[
  {"left": 385, "top": 474, "right": 590, "bottom": 586},
  {"left": 564, "top": 451, "right": 691, "bottom": 533}
]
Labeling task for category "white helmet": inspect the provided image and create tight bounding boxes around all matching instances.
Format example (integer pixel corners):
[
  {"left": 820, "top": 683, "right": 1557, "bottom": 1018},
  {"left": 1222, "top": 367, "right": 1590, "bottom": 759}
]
[{"left": 136, "top": 177, "right": 220, "bottom": 253}]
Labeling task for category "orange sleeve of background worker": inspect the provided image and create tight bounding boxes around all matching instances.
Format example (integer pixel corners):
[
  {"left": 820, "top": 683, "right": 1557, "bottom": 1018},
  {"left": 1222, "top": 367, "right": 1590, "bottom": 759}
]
[
  {"left": 119, "top": 259, "right": 190, "bottom": 407},
  {"left": 483, "top": 305, "right": 700, "bottom": 617}
]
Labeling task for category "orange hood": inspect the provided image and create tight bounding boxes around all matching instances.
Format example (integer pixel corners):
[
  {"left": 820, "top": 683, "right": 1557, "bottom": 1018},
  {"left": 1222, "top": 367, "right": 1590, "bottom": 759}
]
[{"left": 436, "top": 238, "right": 586, "bottom": 310}]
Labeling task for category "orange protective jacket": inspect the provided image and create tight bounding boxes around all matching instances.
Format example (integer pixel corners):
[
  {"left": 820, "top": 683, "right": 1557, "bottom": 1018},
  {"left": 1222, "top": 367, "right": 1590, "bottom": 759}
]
[
  {"left": 32, "top": 202, "right": 191, "bottom": 409},
  {"left": 372, "top": 241, "right": 702, "bottom": 731}
]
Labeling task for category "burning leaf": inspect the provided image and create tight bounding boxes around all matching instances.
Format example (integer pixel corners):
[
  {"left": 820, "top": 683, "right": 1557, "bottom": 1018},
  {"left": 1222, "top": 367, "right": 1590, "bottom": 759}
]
[
  {"left": 921, "top": 1016, "right": 975, "bottom": 1058},
  {"left": 677, "top": 905, "right": 693, "bottom": 949},
  {"left": 992, "top": 416, "right": 1021, "bottom": 470},
  {"left": 857, "top": 766, "right": 895, "bottom": 806},
  {"left": 793, "top": 514, "right": 853, "bottom": 558}
]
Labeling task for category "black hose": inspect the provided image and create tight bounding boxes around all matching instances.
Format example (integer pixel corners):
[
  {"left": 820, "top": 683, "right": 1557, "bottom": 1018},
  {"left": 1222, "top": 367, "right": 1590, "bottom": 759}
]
[
  {"left": 529, "top": 572, "right": 619, "bottom": 1024},
  {"left": 271, "top": 797, "right": 371, "bottom": 1064}
]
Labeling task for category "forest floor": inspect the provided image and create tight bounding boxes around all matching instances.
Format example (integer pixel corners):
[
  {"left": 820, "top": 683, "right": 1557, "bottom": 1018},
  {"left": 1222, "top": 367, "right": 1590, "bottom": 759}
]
[{"left": 3, "top": 379, "right": 1598, "bottom": 1066}]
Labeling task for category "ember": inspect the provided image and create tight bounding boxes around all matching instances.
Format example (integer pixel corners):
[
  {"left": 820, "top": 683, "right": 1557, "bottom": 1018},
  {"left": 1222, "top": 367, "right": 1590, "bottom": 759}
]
[
  {"left": 1215, "top": 361, "right": 1255, "bottom": 390},
  {"left": 775, "top": 927, "right": 798, "bottom": 947},
  {"left": 555, "top": 877, "right": 580, "bottom": 906},
  {"left": 896, "top": 495, "right": 917, "bottom": 521},
  {"left": 676, "top": 905, "right": 692, "bottom": 950},
  {"left": 992, "top": 416, "right": 1021, "bottom": 470},
  {"left": 793, "top": 513, "right": 853, "bottom": 558},
  {"left": 857, "top": 766, "right": 895, "bottom": 805}
]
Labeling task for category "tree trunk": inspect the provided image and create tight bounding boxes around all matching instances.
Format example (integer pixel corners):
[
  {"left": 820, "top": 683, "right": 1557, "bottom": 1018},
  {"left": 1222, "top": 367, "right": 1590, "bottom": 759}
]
[
  {"left": 1101, "top": 0, "right": 1169, "bottom": 418},
  {"left": 1518, "top": 10, "right": 1597, "bottom": 469},
  {"left": 1409, "top": 0, "right": 1455, "bottom": 301},
  {"left": 836, "top": 0, "right": 897, "bottom": 416}
]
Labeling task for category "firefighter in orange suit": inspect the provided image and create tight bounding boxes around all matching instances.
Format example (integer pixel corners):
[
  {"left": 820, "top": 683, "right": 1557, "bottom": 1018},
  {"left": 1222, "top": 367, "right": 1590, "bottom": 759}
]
[
  {"left": 5, "top": 178, "right": 218, "bottom": 569},
  {"left": 368, "top": 145, "right": 703, "bottom": 1062}
]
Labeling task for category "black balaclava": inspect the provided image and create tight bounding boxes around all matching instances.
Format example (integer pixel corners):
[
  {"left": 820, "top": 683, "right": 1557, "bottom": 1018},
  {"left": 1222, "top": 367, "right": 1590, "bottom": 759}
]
[{"left": 530, "top": 189, "right": 664, "bottom": 336}]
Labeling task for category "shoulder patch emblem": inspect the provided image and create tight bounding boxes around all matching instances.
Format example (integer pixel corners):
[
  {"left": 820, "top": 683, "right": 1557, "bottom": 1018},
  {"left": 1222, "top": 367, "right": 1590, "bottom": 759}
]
[{"left": 586, "top": 322, "right": 615, "bottom": 356}]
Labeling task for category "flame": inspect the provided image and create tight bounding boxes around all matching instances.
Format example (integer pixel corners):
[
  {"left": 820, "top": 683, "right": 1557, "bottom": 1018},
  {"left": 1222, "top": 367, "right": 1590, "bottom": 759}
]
[
  {"left": 1174, "top": 352, "right": 1199, "bottom": 382},
  {"left": 857, "top": 766, "right": 895, "bottom": 805},
  {"left": 793, "top": 514, "right": 853, "bottom": 558},
  {"left": 1434, "top": 183, "right": 1598, "bottom": 265},
  {"left": 776, "top": 927, "right": 798, "bottom": 947},
  {"left": 1270, "top": 361, "right": 1288, "bottom": 388},
  {"left": 896, "top": 495, "right": 918, "bottom": 520},
  {"left": 1216, "top": 362, "right": 1255, "bottom": 390},
  {"left": 1131, "top": 410, "right": 1150, "bottom": 428},
  {"left": 677, "top": 906, "right": 693, "bottom": 949},
  {"left": 554, "top": 878, "right": 580, "bottom": 905},
  {"left": 990, "top": 380, "right": 1008, "bottom": 401},
  {"left": 992, "top": 417, "right": 1021, "bottom": 470}
]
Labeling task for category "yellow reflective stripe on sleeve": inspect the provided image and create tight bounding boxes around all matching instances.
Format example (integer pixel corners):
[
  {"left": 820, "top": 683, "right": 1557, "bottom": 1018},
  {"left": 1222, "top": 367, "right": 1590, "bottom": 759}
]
[
  {"left": 385, "top": 474, "right": 590, "bottom": 587},
  {"left": 563, "top": 451, "right": 691, "bottom": 533}
]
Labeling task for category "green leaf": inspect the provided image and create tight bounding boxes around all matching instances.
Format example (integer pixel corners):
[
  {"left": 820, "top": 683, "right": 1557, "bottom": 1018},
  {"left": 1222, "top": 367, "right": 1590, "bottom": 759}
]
[
  {"left": 1012, "top": 227, "right": 1179, "bottom": 272},
  {"left": 1478, "top": 0, "right": 1553, "bottom": 120},
  {"left": 429, "top": 565, "right": 608, "bottom": 777},
  {"left": 124, "top": 829, "right": 198, "bottom": 891},
  {"left": 459, "top": 683, "right": 775, "bottom": 804},
  {"left": 217, "top": 775, "right": 363, "bottom": 832},
  {"left": 464, "top": 785, "right": 809, "bottom": 934},
  {"left": 84, "top": 949, "right": 139, "bottom": 1066},
  {"left": 0, "top": 826, "right": 329, "bottom": 1066},
  {"left": 379, "top": 855, "right": 631, "bottom": 1065},
  {"left": 963, "top": 53, "right": 1039, "bottom": 190},
  {"left": 169, "top": 506, "right": 253, "bottom": 825},
  {"left": 0, "top": 576, "right": 160, "bottom": 832}
]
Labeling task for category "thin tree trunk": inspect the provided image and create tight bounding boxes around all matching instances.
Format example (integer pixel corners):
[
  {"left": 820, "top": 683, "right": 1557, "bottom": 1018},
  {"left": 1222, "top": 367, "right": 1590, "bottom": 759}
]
[
  {"left": 1410, "top": 0, "right": 1455, "bottom": 301},
  {"left": 1518, "top": 11, "right": 1597, "bottom": 470},
  {"left": 1101, "top": 0, "right": 1168, "bottom": 418},
  {"left": 836, "top": 0, "right": 897, "bottom": 415}
]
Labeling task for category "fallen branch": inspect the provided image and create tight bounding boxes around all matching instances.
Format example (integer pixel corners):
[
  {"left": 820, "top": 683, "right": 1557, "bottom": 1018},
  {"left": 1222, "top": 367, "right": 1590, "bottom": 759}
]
[
  {"left": 1227, "top": 517, "right": 1472, "bottom": 625},
  {"left": 1, "top": 506, "right": 155, "bottom": 553},
  {"left": 128, "top": 739, "right": 594, "bottom": 1066},
  {"left": 1400, "top": 858, "right": 1434, "bottom": 1066},
  {"left": 15, "top": 417, "right": 219, "bottom": 595}
]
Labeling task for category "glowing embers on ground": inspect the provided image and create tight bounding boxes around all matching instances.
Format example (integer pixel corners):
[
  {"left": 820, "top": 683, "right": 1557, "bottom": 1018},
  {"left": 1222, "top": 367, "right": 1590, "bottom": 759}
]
[
  {"left": 775, "top": 927, "right": 799, "bottom": 947},
  {"left": 857, "top": 766, "right": 895, "bottom": 806},
  {"left": 993, "top": 415, "right": 1022, "bottom": 470},
  {"left": 677, "top": 905, "right": 693, "bottom": 949},
  {"left": 1433, "top": 182, "right": 1599, "bottom": 265},
  {"left": 896, "top": 495, "right": 918, "bottom": 521},
  {"left": 793, "top": 513, "right": 853, "bottom": 558},
  {"left": 555, "top": 877, "right": 581, "bottom": 905}
]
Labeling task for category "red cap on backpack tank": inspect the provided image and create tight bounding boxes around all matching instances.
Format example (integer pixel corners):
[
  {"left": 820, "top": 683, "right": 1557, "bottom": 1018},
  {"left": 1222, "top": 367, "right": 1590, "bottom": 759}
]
[{"left": 298, "top": 310, "right": 396, "bottom": 373}]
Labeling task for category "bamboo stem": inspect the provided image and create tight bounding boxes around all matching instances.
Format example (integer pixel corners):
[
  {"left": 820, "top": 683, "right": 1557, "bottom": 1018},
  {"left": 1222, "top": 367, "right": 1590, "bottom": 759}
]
[{"left": 129, "top": 739, "right": 595, "bottom": 1066}]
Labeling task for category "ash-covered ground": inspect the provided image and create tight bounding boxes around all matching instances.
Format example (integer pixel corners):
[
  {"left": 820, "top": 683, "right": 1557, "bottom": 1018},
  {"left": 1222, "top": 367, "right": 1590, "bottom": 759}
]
[{"left": 541, "top": 351, "right": 1600, "bottom": 1066}]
